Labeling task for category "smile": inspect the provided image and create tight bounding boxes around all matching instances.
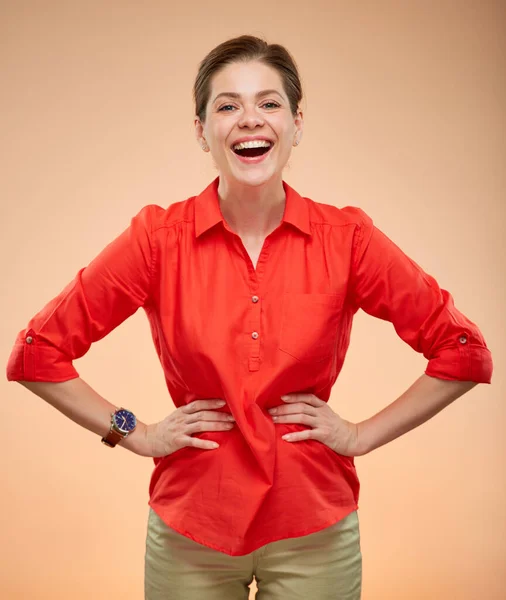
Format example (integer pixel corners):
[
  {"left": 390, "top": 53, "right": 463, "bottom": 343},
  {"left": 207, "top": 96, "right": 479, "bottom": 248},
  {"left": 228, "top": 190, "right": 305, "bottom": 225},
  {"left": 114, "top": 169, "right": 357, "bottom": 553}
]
[{"left": 231, "top": 140, "right": 274, "bottom": 164}]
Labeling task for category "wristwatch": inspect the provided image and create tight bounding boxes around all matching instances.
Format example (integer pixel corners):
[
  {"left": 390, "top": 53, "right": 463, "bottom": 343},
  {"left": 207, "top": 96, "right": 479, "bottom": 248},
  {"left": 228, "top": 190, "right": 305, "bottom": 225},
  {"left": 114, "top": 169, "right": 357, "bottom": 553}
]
[{"left": 101, "top": 408, "right": 137, "bottom": 448}]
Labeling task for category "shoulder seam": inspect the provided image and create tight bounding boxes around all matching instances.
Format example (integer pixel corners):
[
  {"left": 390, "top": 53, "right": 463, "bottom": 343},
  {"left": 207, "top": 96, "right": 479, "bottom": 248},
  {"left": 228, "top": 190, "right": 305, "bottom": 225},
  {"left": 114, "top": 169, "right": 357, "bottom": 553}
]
[
  {"left": 305, "top": 198, "right": 368, "bottom": 229},
  {"left": 150, "top": 197, "right": 196, "bottom": 235},
  {"left": 151, "top": 216, "right": 193, "bottom": 234}
]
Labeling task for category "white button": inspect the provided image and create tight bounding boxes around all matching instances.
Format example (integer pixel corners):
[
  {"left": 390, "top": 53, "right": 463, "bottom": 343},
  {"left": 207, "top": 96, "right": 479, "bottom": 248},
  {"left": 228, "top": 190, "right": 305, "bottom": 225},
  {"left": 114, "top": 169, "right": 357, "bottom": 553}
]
[
  {"left": 252, "top": 295, "right": 259, "bottom": 303},
  {"left": 252, "top": 332, "right": 259, "bottom": 340},
  {"left": 26, "top": 336, "right": 33, "bottom": 344},
  {"left": 459, "top": 335, "right": 468, "bottom": 344}
]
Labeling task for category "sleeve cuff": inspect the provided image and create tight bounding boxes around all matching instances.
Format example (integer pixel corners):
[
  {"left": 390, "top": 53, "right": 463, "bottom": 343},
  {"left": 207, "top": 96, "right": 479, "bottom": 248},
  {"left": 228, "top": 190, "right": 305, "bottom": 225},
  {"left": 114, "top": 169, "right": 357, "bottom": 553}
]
[
  {"left": 6, "top": 330, "right": 80, "bottom": 383},
  {"left": 425, "top": 345, "right": 493, "bottom": 384}
]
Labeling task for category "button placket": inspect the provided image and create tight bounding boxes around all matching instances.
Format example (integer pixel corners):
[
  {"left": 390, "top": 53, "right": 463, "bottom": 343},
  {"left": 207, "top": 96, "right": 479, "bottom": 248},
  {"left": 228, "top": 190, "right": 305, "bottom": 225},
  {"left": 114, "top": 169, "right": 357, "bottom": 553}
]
[{"left": 248, "top": 294, "right": 261, "bottom": 372}]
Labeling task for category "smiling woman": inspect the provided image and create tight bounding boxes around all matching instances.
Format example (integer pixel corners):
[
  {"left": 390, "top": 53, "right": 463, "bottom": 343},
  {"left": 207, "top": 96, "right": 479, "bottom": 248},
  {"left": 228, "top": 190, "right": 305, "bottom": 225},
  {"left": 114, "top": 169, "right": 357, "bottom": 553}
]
[
  {"left": 194, "top": 53, "right": 303, "bottom": 196},
  {"left": 6, "top": 34, "right": 493, "bottom": 600}
]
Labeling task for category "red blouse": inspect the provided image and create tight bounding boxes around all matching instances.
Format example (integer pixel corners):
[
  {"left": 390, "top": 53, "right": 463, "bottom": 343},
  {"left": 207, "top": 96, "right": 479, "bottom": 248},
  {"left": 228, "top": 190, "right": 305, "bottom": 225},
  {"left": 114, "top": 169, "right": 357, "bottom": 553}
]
[{"left": 6, "top": 178, "right": 493, "bottom": 555}]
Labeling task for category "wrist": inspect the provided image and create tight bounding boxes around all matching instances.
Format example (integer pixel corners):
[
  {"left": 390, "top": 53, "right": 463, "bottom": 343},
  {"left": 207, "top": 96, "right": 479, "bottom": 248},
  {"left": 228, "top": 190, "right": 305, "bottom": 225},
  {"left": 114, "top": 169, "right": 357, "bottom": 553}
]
[
  {"left": 354, "top": 420, "right": 372, "bottom": 456},
  {"left": 120, "top": 421, "right": 150, "bottom": 456}
]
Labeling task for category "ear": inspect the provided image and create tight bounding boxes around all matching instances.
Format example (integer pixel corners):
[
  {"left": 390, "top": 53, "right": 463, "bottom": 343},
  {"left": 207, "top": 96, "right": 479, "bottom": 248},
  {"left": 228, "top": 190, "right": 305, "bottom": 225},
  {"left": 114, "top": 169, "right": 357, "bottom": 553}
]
[
  {"left": 195, "top": 118, "right": 210, "bottom": 152},
  {"left": 293, "top": 109, "right": 304, "bottom": 146}
]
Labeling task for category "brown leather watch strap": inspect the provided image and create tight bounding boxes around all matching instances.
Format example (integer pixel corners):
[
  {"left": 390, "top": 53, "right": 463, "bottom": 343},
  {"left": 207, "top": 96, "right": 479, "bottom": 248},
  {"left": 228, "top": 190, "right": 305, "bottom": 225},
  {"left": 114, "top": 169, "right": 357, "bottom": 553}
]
[{"left": 101, "top": 427, "right": 125, "bottom": 448}]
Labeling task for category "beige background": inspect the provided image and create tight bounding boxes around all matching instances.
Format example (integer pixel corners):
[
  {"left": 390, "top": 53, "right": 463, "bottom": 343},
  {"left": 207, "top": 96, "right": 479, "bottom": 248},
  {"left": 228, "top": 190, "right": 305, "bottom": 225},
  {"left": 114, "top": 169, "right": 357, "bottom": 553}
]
[{"left": 1, "top": 1, "right": 505, "bottom": 598}]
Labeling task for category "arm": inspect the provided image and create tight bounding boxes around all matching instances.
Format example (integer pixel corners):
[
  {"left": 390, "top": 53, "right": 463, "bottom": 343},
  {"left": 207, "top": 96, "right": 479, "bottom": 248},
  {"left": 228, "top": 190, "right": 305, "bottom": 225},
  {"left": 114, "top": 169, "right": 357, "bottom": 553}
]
[
  {"left": 6, "top": 205, "right": 159, "bottom": 455},
  {"left": 347, "top": 208, "right": 493, "bottom": 455},
  {"left": 7, "top": 205, "right": 159, "bottom": 383},
  {"left": 18, "top": 378, "right": 150, "bottom": 456},
  {"left": 355, "top": 374, "right": 476, "bottom": 456}
]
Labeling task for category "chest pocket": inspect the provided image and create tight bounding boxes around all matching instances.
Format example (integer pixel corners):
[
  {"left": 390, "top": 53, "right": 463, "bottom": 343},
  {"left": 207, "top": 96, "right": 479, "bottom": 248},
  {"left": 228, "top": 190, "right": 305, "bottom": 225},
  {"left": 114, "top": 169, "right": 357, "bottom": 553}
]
[{"left": 278, "top": 293, "right": 343, "bottom": 363}]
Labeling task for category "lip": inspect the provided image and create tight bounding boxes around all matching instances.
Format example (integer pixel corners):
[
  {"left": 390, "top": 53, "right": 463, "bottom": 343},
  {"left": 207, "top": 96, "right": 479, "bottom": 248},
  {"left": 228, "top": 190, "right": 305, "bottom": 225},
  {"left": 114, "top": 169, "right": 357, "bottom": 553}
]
[
  {"left": 230, "top": 136, "right": 275, "bottom": 165},
  {"left": 231, "top": 135, "right": 274, "bottom": 147}
]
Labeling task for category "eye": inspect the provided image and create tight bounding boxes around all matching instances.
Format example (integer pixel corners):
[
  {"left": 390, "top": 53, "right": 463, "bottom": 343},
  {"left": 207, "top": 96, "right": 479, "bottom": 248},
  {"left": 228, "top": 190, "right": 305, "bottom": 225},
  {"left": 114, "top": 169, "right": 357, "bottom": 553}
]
[
  {"left": 262, "top": 102, "right": 280, "bottom": 109},
  {"left": 218, "top": 104, "right": 236, "bottom": 112}
]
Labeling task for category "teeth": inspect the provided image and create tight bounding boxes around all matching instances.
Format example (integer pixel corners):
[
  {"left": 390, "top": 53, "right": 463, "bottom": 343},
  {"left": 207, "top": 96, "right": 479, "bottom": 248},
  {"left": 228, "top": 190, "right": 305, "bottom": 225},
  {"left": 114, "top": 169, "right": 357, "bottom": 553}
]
[{"left": 233, "top": 140, "right": 272, "bottom": 150}]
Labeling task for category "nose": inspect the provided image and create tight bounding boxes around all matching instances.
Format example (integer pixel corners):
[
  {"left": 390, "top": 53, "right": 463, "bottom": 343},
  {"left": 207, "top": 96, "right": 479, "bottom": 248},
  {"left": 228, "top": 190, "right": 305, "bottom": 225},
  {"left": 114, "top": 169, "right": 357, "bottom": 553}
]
[{"left": 238, "top": 105, "right": 265, "bottom": 129}]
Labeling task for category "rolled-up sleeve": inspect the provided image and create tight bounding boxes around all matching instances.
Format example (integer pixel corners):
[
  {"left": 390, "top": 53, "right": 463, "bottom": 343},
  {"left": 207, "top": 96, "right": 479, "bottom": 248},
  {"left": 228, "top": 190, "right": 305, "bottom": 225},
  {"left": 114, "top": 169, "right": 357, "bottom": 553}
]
[
  {"left": 349, "top": 209, "right": 493, "bottom": 384},
  {"left": 6, "top": 205, "right": 159, "bottom": 383}
]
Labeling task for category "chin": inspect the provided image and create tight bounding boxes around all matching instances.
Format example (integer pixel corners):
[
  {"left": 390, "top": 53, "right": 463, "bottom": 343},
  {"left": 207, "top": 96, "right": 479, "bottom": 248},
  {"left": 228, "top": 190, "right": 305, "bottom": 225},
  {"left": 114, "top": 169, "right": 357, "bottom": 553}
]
[{"left": 229, "top": 166, "right": 280, "bottom": 188}]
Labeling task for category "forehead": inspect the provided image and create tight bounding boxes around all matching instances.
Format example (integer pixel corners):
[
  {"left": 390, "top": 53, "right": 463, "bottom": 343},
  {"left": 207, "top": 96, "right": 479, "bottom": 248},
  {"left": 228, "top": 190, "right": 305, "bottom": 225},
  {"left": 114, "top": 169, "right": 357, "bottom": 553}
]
[{"left": 209, "top": 60, "right": 286, "bottom": 100}]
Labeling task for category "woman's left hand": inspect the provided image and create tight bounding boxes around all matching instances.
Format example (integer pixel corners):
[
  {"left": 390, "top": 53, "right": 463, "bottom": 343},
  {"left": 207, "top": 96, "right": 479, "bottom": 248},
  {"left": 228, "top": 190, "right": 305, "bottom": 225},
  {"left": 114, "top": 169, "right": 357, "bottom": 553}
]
[{"left": 268, "top": 393, "right": 361, "bottom": 456}]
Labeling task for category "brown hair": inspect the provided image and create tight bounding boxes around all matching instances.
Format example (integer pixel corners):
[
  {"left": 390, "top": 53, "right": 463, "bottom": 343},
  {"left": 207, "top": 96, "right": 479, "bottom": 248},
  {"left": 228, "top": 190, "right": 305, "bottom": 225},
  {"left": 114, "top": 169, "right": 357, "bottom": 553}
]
[{"left": 193, "top": 35, "right": 303, "bottom": 122}]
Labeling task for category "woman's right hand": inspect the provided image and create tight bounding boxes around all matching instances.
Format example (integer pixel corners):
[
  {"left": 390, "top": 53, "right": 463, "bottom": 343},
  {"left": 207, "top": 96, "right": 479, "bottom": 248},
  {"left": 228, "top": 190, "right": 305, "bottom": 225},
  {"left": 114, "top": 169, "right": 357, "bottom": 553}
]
[{"left": 140, "top": 399, "right": 235, "bottom": 457}]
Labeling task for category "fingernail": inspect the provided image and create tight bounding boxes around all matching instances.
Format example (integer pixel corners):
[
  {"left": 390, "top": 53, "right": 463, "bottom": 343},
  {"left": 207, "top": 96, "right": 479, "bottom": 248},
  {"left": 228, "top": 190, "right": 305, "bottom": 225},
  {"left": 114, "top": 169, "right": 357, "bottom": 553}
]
[
  {"left": 217, "top": 401, "right": 226, "bottom": 406},
  {"left": 281, "top": 395, "right": 290, "bottom": 400}
]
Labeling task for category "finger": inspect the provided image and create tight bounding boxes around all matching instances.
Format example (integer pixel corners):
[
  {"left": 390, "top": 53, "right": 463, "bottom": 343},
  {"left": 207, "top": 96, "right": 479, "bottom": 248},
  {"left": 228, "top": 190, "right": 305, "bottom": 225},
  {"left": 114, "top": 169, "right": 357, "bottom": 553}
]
[
  {"left": 281, "top": 394, "right": 324, "bottom": 407},
  {"left": 282, "top": 429, "right": 315, "bottom": 442},
  {"left": 272, "top": 413, "right": 317, "bottom": 426},
  {"left": 181, "top": 399, "right": 226, "bottom": 413},
  {"left": 270, "top": 403, "right": 317, "bottom": 416},
  {"left": 186, "top": 410, "right": 235, "bottom": 424},
  {"left": 186, "top": 421, "right": 235, "bottom": 435},
  {"left": 183, "top": 436, "right": 220, "bottom": 450}
]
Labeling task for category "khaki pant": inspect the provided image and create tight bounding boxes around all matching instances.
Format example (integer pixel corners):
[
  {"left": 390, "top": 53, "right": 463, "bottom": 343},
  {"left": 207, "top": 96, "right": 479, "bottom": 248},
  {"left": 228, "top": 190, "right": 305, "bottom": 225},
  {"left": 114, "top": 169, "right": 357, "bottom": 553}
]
[{"left": 145, "top": 508, "right": 362, "bottom": 599}]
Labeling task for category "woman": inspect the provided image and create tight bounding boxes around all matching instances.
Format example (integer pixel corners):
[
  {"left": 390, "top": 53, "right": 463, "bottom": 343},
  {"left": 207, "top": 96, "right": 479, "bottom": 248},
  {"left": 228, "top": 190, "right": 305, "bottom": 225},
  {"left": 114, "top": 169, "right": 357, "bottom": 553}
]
[{"left": 7, "top": 35, "right": 493, "bottom": 600}]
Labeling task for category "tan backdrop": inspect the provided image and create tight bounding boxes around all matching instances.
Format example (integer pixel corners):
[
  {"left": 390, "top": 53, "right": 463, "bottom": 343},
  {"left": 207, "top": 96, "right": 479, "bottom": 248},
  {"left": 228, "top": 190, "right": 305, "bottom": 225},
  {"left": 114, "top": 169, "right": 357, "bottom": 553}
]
[{"left": 1, "top": 1, "right": 505, "bottom": 598}]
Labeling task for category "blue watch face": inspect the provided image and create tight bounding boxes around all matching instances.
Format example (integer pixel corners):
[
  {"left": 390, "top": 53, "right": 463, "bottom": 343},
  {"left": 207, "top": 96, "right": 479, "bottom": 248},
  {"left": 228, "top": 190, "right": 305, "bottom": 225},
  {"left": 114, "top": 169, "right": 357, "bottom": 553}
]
[{"left": 113, "top": 409, "right": 137, "bottom": 433}]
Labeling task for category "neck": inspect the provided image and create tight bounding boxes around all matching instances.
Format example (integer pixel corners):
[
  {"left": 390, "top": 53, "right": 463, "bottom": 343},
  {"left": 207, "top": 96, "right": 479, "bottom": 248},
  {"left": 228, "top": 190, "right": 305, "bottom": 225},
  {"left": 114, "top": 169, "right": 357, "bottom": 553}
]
[{"left": 217, "top": 176, "right": 286, "bottom": 239}]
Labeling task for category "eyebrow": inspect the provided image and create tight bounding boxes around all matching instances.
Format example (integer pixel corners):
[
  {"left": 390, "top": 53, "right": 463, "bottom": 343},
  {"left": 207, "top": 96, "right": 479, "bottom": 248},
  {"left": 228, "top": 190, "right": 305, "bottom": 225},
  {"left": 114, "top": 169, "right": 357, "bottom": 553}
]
[{"left": 212, "top": 89, "right": 283, "bottom": 104}]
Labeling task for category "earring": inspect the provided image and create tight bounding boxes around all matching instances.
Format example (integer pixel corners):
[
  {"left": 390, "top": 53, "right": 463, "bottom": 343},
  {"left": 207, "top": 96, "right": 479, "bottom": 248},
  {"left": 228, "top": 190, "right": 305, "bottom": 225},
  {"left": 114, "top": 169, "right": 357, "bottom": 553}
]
[
  {"left": 202, "top": 142, "right": 209, "bottom": 152},
  {"left": 294, "top": 139, "right": 299, "bottom": 146}
]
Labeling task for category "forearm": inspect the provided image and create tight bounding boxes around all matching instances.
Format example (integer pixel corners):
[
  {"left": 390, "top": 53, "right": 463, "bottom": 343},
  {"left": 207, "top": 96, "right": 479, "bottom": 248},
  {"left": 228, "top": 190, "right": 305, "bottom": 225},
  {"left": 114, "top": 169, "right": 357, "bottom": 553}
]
[
  {"left": 18, "top": 378, "right": 148, "bottom": 456},
  {"left": 355, "top": 374, "right": 477, "bottom": 456}
]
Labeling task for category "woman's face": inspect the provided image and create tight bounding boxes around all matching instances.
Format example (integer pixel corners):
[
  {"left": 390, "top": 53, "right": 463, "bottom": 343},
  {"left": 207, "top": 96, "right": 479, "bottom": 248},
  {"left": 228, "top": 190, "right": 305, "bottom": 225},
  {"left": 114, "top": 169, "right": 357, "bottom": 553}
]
[{"left": 195, "top": 60, "right": 303, "bottom": 188}]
